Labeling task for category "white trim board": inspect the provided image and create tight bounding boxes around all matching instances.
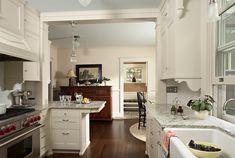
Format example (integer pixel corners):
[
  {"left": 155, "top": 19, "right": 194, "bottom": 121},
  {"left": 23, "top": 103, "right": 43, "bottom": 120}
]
[{"left": 40, "top": 9, "right": 160, "bottom": 22}]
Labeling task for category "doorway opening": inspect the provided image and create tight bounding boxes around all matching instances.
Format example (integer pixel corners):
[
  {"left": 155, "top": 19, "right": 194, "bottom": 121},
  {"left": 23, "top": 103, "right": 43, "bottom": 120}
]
[{"left": 120, "top": 59, "right": 149, "bottom": 119}]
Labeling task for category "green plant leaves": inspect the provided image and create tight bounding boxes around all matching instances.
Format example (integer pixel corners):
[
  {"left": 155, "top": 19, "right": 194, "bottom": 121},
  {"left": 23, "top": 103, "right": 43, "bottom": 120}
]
[
  {"left": 188, "top": 95, "right": 215, "bottom": 112},
  {"left": 200, "top": 102, "right": 206, "bottom": 111}
]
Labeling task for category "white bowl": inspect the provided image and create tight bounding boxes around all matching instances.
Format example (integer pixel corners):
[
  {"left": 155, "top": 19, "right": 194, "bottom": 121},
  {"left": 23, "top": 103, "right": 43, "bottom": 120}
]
[{"left": 189, "top": 141, "right": 223, "bottom": 158}]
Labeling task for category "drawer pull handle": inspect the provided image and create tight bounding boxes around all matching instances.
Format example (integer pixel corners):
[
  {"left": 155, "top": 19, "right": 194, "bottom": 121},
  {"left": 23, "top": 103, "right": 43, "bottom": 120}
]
[
  {"left": 62, "top": 119, "right": 69, "bottom": 122},
  {"left": 150, "top": 132, "right": 154, "bottom": 135},
  {"left": 62, "top": 132, "right": 69, "bottom": 135}
]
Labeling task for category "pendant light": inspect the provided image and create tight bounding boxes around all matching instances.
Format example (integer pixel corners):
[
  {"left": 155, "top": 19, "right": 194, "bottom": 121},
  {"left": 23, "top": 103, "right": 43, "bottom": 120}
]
[
  {"left": 70, "top": 21, "right": 80, "bottom": 63},
  {"left": 70, "top": 35, "right": 80, "bottom": 62},
  {"left": 208, "top": 0, "right": 220, "bottom": 22},
  {"left": 78, "top": 0, "right": 92, "bottom": 7}
]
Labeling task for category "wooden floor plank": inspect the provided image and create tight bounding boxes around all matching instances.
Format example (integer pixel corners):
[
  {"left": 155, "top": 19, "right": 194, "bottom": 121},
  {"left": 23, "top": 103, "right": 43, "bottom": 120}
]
[{"left": 46, "top": 119, "right": 148, "bottom": 158}]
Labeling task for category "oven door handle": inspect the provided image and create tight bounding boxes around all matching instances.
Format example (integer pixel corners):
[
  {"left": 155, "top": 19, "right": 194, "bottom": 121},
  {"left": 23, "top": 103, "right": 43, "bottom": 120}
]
[{"left": 0, "top": 124, "right": 44, "bottom": 148}]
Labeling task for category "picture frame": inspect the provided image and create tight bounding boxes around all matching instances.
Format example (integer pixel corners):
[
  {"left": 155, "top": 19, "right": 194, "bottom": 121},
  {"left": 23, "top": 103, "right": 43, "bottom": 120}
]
[{"left": 76, "top": 64, "right": 102, "bottom": 84}]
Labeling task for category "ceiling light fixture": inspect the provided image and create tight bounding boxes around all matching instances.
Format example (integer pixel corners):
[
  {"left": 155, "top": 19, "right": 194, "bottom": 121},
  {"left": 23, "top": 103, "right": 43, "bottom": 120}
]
[
  {"left": 78, "top": 0, "right": 92, "bottom": 7},
  {"left": 70, "top": 21, "right": 80, "bottom": 63},
  {"left": 70, "top": 35, "right": 80, "bottom": 62},
  {"left": 208, "top": 0, "right": 220, "bottom": 22}
]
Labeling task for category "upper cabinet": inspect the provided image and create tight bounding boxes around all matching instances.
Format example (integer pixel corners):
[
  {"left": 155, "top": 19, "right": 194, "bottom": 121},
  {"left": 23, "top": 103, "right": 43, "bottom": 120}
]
[
  {"left": 0, "top": 0, "right": 40, "bottom": 61},
  {"left": 159, "top": 0, "right": 202, "bottom": 91},
  {"left": 0, "top": 0, "right": 24, "bottom": 36},
  {"left": 24, "top": 4, "right": 40, "bottom": 56}
]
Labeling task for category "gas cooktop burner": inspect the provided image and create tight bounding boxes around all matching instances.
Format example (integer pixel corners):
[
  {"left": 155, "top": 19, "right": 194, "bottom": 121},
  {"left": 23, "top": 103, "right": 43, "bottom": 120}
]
[{"left": 0, "top": 108, "right": 35, "bottom": 121}]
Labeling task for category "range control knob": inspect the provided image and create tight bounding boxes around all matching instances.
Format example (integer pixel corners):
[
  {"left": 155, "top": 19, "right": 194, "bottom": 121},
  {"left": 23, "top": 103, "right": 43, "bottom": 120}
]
[
  {"left": 29, "top": 117, "right": 34, "bottom": 123},
  {"left": 36, "top": 116, "right": 41, "bottom": 121},
  {"left": 10, "top": 125, "right": 16, "bottom": 131},
  {"left": 4, "top": 127, "right": 10, "bottom": 133},
  {"left": 22, "top": 120, "right": 30, "bottom": 127},
  {"left": 0, "top": 128, "right": 5, "bottom": 135}
]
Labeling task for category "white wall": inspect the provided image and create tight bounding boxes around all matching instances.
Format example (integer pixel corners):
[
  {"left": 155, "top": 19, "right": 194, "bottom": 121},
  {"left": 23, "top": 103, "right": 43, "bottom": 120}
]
[
  {"left": 55, "top": 46, "right": 155, "bottom": 117},
  {"left": 0, "top": 63, "right": 4, "bottom": 89},
  {"left": 166, "top": 81, "right": 200, "bottom": 106}
]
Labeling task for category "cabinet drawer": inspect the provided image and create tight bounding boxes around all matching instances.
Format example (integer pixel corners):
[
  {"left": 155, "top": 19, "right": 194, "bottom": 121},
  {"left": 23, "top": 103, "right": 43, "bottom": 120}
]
[
  {"left": 40, "top": 126, "right": 48, "bottom": 137},
  {"left": 40, "top": 136, "right": 48, "bottom": 147},
  {"left": 51, "top": 109, "right": 80, "bottom": 118},
  {"left": 51, "top": 119, "right": 80, "bottom": 130},
  {"left": 52, "top": 129, "right": 80, "bottom": 150}
]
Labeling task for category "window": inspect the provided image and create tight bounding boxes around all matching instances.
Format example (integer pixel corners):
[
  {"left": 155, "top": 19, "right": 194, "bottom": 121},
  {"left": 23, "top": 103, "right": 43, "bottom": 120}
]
[
  {"left": 214, "top": 3, "right": 235, "bottom": 123},
  {"left": 216, "top": 4, "right": 235, "bottom": 77}
]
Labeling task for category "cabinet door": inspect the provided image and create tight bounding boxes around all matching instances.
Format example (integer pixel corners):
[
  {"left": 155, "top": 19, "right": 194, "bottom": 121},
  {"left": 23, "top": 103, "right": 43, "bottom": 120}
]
[
  {"left": 23, "top": 62, "right": 40, "bottom": 81},
  {"left": 0, "top": 0, "right": 24, "bottom": 36},
  {"left": 24, "top": 5, "right": 40, "bottom": 36},
  {"left": 52, "top": 129, "right": 68, "bottom": 149}
]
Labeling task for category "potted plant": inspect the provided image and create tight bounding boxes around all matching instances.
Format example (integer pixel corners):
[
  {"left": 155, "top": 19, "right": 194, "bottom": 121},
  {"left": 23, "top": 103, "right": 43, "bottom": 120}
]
[
  {"left": 102, "top": 77, "right": 110, "bottom": 86},
  {"left": 187, "top": 95, "right": 215, "bottom": 119}
]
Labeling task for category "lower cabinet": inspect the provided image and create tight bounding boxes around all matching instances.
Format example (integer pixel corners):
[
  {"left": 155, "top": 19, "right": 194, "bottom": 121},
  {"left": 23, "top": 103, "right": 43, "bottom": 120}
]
[
  {"left": 146, "top": 111, "right": 163, "bottom": 158},
  {"left": 40, "top": 109, "right": 49, "bottom": 157},
  {"left": 50, "top": 109, "right": 80, "bottom": 150}
]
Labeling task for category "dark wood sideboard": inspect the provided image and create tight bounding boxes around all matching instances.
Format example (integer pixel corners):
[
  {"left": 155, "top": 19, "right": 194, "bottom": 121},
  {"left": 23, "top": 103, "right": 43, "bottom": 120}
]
[{"left": 60, "top": 86, "right": 112, "bottom": 121}]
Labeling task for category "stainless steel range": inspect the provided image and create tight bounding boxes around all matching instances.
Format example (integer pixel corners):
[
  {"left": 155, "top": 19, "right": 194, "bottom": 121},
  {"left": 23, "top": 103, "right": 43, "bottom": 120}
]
[{"left": 0, "top": 108, "right": 42, "bottom": 158}]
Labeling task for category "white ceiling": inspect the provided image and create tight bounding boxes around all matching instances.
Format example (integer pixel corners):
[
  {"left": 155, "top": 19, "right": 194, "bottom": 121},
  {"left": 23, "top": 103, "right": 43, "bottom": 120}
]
[
  {"left": 49, "top": 21, "right": 156, "bottom": 48},
  {"left": 27, "top": 0, "right": 162, "bottom": 12}
]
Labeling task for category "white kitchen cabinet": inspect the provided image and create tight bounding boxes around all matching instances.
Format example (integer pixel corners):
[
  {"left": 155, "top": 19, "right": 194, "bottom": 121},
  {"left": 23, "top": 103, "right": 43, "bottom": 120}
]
[
  {"left": 23, "top": 62, "right": 40, "bottom": 81},
  {"left": 159, "top": 0, "right": 202, "bottom": 91},
  {"left": 50, "top": 108, "right": 91, "bottom": 155},
  {"left": 24, "top": 4, "right": 40, "bottom": 56},
  {"left": 40, "top": 109, "right": 50, "bottom": 157},
  {"left": 146, "top": 110, "right": 163, "bottom": 158},
  {"left": 51, "top": 109, "right": 80, "bottom": 150},
  {"left": 0, "top": 0, "right": 24, "bottom": 36}
]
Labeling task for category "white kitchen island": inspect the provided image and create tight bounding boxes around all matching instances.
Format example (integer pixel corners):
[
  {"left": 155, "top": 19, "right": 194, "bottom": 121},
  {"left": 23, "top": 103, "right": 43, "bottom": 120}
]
[{"left": 48, "top": 101, "right": 105, "bottom": 155}]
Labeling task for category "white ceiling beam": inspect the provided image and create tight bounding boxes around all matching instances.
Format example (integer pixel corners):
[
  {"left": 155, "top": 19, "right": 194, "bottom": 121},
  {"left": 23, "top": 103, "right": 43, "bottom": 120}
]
[{"left": 40, "top": 9, "right": 160, "bottom": 22}]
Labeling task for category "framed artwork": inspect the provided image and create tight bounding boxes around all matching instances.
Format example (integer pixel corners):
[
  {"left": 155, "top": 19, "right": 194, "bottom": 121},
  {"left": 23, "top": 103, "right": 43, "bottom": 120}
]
[{"left": 76, "top": 64, "right": 102, "bottom": 84}]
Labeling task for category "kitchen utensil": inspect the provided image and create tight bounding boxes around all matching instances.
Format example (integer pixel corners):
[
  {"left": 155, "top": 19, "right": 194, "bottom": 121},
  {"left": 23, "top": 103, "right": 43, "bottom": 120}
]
[{"left": 0, "top": 104, "right": 7, "bottom": 115}]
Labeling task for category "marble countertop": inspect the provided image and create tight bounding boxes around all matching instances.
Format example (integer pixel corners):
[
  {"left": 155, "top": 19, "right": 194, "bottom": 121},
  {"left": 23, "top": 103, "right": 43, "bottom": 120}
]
[
  {"left": 146, "top": 103, "right": 235, "bottom": 138},
  {"left": 48, "top": 101, "right": 106, "bottom": 113}
]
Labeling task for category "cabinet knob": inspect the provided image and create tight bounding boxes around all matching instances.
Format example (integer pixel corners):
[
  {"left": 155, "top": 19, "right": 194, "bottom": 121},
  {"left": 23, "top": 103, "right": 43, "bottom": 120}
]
[{"left": 24, "top": 69, "right": 27, "bottom": 72}]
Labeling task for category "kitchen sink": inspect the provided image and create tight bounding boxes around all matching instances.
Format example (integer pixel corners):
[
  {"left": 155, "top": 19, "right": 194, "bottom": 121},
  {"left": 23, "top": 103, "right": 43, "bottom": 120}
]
[{"left": 164, "top": 128, "right": 235, "bottom": 158}]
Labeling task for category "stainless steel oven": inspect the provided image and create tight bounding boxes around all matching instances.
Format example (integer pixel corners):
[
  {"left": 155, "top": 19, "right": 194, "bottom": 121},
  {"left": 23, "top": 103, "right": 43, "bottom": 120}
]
[{"left": 0, "top": 124, "right": 42, "bottom": 158}]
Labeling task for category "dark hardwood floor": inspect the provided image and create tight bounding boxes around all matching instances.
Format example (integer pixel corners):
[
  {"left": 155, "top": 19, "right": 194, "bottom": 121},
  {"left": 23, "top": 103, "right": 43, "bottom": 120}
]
[{"left": 46, "top": 119, "right": 148, "bottom": 158}]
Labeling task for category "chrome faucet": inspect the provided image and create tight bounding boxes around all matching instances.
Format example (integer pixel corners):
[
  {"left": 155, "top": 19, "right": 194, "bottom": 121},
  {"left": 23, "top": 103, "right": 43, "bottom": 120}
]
[{"left": 223, "top": 98, "right": 235, "bottom": 111}]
